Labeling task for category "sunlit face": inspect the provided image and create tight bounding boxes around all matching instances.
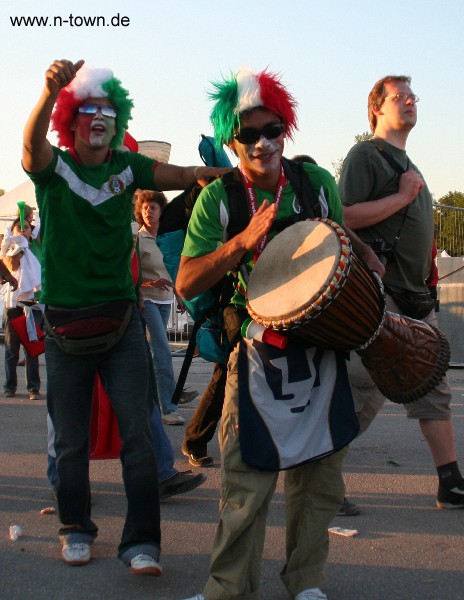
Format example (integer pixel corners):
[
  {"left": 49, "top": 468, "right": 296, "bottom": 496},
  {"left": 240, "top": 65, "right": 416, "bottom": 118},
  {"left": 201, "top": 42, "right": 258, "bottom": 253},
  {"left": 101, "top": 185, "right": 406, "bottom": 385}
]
[
  {"left": 142, "top": 201, "right": 162, "bottom": 228},
  {"left": 12, "top": 220, "right": 32, "bottom": 241},
  {"left": 229, "top": 108, "right": 284, "bottom": 183},
  {"left": 376, "top": 81, "right": 418, "bottom": 133},
  {"left": 72, "top": 97, "right": 116, "bottom": 148}
]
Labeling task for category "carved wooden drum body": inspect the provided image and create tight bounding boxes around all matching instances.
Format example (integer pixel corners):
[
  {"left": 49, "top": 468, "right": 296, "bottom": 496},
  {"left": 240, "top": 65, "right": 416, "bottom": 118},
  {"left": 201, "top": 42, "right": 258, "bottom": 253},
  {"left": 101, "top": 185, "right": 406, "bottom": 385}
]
[{"left": 246, "top": 219, "right": 450, "bottom": 404}]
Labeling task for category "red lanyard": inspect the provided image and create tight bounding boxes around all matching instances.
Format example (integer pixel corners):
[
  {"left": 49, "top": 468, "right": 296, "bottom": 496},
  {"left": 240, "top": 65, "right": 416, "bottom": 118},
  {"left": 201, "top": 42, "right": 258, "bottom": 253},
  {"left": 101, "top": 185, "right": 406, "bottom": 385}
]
[{"left": 238, "top": 163, "right": 286, "bottom": 262}]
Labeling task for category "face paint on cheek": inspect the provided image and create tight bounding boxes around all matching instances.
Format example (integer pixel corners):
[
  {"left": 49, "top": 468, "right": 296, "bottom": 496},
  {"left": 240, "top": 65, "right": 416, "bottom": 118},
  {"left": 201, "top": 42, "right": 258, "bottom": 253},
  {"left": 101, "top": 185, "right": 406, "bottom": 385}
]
[{"left": 89, "top": 132, "right": 105, "bottom": 147}]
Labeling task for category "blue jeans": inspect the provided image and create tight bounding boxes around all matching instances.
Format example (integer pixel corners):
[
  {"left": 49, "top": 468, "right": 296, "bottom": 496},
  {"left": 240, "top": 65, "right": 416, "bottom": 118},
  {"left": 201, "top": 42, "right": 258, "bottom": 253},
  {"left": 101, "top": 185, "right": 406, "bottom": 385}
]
[
  {"left": 46, "top": 369, "right": 177, "bottom": 489},
  {"left": 143, "top": 302, "right": 177, "bottom": 414},
  {"left": 45, "top": 304, "right": 161, "bottom": 564},
  {"left": 4, "top": 306, "right": 40, "bottom": 393}
]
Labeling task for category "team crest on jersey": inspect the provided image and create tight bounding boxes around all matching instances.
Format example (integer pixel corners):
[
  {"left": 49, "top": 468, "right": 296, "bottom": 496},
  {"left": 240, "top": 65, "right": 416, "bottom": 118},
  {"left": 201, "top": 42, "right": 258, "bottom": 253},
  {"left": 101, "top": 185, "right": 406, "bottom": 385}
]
[{"left": 108, "top": 174, "right": 126, "bottom": 195}]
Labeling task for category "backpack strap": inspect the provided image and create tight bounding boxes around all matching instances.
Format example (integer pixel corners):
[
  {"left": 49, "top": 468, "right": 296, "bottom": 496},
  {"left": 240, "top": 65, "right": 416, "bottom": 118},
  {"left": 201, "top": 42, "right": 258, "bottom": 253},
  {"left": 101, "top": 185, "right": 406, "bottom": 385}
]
[
  {"left": 222, "top": 169, "right": 252, "bottom": 240},
  {"left": 369, "top": 140, "right": 408, "bottom": 175},
  {"left": 281, "top": 156, "right": 322, "bottom": 218}
]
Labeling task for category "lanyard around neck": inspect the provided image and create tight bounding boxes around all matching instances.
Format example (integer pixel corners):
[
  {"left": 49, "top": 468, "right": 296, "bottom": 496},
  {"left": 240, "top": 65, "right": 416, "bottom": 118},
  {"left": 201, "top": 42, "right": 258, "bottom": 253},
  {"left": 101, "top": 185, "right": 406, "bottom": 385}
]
[{"left": 238, "top": 163, "right": 286, "bottom": 262}]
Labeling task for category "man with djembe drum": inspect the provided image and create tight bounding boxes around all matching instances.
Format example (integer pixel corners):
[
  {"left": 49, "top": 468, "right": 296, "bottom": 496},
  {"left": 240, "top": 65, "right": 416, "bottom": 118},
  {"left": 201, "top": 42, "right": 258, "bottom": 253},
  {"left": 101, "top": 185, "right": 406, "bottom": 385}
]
[
  {"left": 176, "top": 67, "right": 383, "bottom": 600},
  {"left": 340, "top": 75, "right": 464, "bottom": 510}
]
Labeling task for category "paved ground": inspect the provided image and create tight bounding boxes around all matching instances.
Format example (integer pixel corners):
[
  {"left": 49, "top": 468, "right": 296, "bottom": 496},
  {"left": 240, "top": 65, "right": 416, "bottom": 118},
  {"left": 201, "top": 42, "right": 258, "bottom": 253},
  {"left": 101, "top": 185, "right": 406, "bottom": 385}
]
[{"left": 1, "top": 343, "right": 464, "bottom": 600}]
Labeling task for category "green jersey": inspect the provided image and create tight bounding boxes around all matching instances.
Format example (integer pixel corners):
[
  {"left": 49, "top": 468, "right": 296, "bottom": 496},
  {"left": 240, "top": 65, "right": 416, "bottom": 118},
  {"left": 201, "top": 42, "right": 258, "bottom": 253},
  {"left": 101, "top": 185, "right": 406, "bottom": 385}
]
[{"left": 26, "top": 147, "right": 158, "bottom": 308}]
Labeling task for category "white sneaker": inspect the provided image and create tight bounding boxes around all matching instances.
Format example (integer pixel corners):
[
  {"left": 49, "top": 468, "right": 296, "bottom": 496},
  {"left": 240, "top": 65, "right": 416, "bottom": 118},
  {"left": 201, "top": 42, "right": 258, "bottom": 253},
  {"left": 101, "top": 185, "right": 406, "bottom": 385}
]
[
  {"left": 61, "top": 542, "right": 91, "bottom": 566},
  {"left": 295, "top": 589, "right": 328, "bottom": 600},
  {"left": 162, "top": 411, "right": 185, "bottom": 426},
  {"left": 130, "top": 553, "right": 162, "bottom": 576},
  {"left": 182, "top": 595, "right": 205, "bottom": 600}
]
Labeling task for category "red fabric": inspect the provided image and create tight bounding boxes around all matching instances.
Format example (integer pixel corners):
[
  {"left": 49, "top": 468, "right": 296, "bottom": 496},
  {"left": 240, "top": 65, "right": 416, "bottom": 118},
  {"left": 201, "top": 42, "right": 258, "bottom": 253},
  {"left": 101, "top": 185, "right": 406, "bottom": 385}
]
[
  {"left": 89, "top": 377, "right": 122, "bottom": 460},
  {"left": 9, "top": 315, "right": 45, "bottom": 358},
  {"left": 89, "top": 250, "right": 140, "bottom": 460},
  {"left": 123, "top": 131, "right": 139, "bottom": 152}
]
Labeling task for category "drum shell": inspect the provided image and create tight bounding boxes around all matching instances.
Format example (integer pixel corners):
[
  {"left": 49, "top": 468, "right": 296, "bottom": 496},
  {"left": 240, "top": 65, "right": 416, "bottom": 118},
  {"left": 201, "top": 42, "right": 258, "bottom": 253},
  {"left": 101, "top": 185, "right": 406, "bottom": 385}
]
[
  {"left": 246, "top": 219, "right": 385, "bottom": 351},
  {"left": 358, "top": 312, "right": 450, "bottom": 404}
]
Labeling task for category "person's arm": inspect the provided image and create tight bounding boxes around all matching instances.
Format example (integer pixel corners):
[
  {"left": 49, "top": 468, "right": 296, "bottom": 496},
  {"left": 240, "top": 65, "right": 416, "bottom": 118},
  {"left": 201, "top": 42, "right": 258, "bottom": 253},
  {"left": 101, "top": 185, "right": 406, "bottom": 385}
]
[
  {"left": 22, "top": 59, "right": 84, "bottom": 173},
  {"left": 176, "top": 200, "right": 277, "bottom": 300},
  {"left": 153, "top": 163, "right": 231, "bottom": 191},
  {"left": 343, "top": 167, "right": 424, "bottom": 229},
  {"left": 0, "top": 260, "right": 19, "bottom": 290},
  {"left": 344, "top": 226, "right": 385, "bottom": 279}
]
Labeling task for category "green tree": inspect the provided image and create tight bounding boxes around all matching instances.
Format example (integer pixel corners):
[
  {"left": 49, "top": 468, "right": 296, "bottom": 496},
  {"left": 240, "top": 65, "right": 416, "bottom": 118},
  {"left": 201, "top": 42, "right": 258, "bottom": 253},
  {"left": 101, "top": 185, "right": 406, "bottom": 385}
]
[
  {"left": 354, "top": 131, "right": 373, "bottom": 144},
  {"left": 434, "top": 191, "right": 464, "bottom": 256}
]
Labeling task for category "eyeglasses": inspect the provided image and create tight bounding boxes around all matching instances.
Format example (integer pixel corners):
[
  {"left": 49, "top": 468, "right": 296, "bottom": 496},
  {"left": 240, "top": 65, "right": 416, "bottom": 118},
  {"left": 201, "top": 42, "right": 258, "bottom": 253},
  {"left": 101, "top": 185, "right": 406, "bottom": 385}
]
[
  {"left": 384, "top": 93, "right": 420, "bottom": 104},
  {"left": 234, "top": 122, "right": 285, "bottom": 145},
  {"left": 78, "top": 104, "right": 117, "bottom": 118}
]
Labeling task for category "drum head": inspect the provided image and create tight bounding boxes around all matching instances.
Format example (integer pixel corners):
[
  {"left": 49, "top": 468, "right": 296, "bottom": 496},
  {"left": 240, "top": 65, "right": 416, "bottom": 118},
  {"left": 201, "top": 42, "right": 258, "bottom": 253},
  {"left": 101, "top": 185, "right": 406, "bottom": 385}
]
[{"left": 247, "top": 220, "right": 349, "bottom": 324}]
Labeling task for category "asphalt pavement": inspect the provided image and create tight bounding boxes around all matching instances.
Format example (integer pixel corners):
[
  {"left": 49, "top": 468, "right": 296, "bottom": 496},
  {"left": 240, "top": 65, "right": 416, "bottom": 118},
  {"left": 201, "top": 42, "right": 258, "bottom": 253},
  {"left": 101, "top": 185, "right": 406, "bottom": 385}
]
[{"left": 1, "top": 344, "right": 464, "bottom": 600}]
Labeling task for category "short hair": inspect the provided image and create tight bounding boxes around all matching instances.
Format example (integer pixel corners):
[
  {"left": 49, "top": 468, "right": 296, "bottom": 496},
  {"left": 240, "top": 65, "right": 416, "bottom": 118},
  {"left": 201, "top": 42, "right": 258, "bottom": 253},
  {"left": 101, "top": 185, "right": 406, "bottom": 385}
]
[
  {"left": 292, "top": 154, "right": 317, "bottom": 165},
  {"left": 368, "top": 75, "right": 412, "bottom": 132},
  {"left": 133, "top": 189, "right": 168, "bottom": 227}
]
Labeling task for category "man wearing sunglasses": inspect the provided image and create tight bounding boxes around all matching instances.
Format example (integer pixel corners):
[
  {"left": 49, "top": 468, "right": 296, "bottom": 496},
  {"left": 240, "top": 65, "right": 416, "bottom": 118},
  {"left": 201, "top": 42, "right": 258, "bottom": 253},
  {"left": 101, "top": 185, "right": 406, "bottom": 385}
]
[
  {"left": 177, "top": 68, "right": 382, "bottom": 600},
  {"left": 22, "top": 58, "right": 228, "bottom": 575},
  {"left": 339, "top": 75, "right": 464, "bottom": 511}
]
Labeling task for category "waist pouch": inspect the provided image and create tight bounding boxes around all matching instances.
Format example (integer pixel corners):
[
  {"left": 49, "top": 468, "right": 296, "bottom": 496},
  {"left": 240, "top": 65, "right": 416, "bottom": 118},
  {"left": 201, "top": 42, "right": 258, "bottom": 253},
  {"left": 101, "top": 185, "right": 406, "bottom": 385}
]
[
  {"left": 44, "top": 301, "right": 133, "bottom": 355},
  {"left": 386, "top": 288, "right": 436, "bottom": 320}
]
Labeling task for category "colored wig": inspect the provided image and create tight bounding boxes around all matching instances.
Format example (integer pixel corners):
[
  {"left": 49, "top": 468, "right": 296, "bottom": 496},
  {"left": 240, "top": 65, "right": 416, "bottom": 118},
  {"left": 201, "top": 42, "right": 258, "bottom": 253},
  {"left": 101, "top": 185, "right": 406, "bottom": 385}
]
[
  {"left": 209, "top": 67, "right": 298, "bottom": 148},
  {"left": 51, "top": 64, "right": 134, "bottom": 149}
]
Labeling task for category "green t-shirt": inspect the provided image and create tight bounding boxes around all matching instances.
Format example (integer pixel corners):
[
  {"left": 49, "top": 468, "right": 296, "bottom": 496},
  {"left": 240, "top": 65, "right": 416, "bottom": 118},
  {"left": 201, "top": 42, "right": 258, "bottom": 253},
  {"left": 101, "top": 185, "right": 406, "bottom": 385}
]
[
  {"left": 338, "top": 139, "right": 433, "bottom": 294},
  {"left": 182, "top": 161, "right": 343, "bottom": 308},
  {"left": 26, "top": 147, "right": 158, "bottom": 308}
]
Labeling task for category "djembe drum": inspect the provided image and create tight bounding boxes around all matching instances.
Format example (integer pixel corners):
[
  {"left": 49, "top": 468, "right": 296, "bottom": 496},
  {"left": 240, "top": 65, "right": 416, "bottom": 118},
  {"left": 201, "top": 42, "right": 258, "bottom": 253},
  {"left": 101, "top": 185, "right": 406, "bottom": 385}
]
[{"left": 246, "top": 219, "right": 450, "bottom": 404}]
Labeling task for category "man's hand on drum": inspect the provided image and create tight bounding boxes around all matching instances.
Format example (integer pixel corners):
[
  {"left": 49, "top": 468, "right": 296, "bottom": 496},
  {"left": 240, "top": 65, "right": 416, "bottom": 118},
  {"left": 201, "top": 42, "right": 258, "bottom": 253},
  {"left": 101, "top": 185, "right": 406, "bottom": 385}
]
[
  {"left": 344, "top": 227, "right": 386, "bottom": 279},
  {"left": 237, "top": 200, "right": 278, "bottom": 252},
  {"left": 361, "top": 246, "right": 386, "bottom": 279}
]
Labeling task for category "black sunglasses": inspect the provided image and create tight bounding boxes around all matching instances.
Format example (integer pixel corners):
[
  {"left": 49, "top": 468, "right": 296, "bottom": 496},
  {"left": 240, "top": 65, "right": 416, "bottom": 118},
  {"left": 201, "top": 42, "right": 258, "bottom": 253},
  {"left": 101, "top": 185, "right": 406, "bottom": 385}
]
[{"left": 234, "top": 122, "right": 285, "bottom": 145}]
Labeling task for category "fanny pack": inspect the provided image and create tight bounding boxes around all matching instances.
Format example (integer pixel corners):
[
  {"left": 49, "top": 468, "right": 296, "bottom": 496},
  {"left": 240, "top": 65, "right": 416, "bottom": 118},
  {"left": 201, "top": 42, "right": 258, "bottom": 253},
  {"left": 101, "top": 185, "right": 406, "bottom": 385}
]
[
  {"left": 43, "top": 301, "right": 133, "bottom": 355},
  {"left": 386, "top": 288, "right": 436, "bottom": 320}
]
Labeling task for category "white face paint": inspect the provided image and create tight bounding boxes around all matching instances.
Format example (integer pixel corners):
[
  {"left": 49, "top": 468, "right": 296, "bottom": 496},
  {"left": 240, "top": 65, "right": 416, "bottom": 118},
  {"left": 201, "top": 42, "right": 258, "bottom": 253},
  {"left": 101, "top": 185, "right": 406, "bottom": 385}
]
[
  {"left": 72, "top": 98, "right": 116, "bottom": 150},
  {"left": 230, "top": 108, "right": 284, "bottom": 187},
  {"left": 87, "top": 113, "right": 114, "bottom": 147}
]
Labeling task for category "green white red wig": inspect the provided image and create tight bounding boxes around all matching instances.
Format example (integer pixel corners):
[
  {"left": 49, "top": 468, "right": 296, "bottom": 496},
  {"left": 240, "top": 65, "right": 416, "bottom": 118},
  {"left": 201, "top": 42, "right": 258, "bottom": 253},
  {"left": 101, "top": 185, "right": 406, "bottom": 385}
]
[
  {"left": 209, "top": 67, "right": 298, "bottom": 147},
  {"left": 51, "top": 64, "right": 134, "bottom": 149}
]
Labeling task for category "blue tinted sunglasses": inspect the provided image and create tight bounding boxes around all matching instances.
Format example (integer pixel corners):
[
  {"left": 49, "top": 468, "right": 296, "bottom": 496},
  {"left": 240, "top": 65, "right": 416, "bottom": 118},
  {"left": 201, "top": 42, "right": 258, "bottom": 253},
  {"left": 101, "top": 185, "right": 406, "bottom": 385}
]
[{"left": 78, "top": 104, "right": 117, "bottom": 118}]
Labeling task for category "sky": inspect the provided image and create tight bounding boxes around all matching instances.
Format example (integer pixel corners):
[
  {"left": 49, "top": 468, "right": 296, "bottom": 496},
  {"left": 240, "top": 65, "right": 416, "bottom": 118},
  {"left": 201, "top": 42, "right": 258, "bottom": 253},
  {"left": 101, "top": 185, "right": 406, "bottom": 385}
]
[{"left": 1, "top": 0, "right": 463, "bottom": 201}]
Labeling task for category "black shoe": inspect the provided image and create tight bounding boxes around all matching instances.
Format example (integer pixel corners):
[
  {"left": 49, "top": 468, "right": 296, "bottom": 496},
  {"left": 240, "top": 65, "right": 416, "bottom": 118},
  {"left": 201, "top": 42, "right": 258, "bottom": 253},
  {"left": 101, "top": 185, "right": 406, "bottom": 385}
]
[
  {"left": 181, "top": 444, "right": 214, "bottom": 468},
  {"left": 437, "top": 481, "right": 464, "bottom": 509},
  {"left": 337, "top": 497, "right": 361, "bottom": 516},
  {"left": 3, "top": 390, "right": 15, "bottom": 398},
  {"left": 178, "top": 389, "right": 199, "bottom": 405},
  {"left": 159, "top": 470, "right": 206, "bottom": 501}
]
